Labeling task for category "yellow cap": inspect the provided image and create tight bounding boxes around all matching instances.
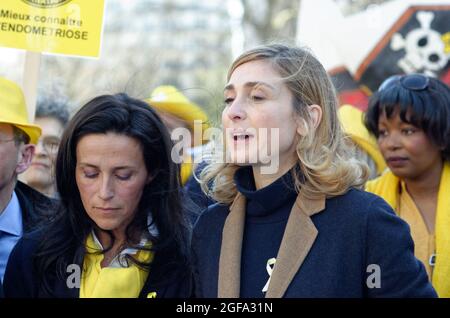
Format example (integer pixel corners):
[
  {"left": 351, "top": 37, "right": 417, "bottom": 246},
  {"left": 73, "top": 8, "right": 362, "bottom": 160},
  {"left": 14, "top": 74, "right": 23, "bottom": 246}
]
[
  {"left": 0, "top": 77, "right": 41, "bottom": 144},
  {"left": 145, "top": 86, "right": 209, "bottom": 143},
  {"left": 338, "top": 104, "right": 386, "bottom": 174}
]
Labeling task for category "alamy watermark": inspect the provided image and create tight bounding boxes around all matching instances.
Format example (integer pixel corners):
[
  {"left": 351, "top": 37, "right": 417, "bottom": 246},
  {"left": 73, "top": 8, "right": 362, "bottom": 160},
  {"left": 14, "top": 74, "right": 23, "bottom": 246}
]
[
  {"left": 66, "top": 264, "right": 81, "bottom": 289},
  {"left": 170, "top": 120, "right": 281, "bottom": 174},
  {"left": 66, "top": 263, "right": 382, "bottom": 290},
  {"left": 366, "top": 264, "right": 381, "bottom": 289}
]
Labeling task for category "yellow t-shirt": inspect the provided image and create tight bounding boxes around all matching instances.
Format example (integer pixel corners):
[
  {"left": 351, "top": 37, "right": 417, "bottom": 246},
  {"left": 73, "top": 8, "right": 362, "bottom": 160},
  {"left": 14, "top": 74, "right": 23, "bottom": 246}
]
[{"left": 80, "top": 232, "right": 153, "bottom": 298}]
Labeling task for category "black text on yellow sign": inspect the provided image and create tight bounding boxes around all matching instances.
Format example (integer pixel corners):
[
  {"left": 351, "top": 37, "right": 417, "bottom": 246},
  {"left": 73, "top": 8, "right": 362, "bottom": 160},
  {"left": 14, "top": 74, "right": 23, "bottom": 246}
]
[{"left": 0, "top": 0, "right": 105, "bottom": 58}]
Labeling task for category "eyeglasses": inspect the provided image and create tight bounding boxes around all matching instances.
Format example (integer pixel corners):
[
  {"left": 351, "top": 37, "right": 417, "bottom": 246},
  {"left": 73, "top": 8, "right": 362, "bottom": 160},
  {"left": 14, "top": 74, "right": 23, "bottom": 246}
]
[
  {"left": 378, "top": 73, "right": 430, "bottom": 92},
  {"left": 37, "top": 136, "right": 61, "bottom": 153},
  {"left": 0, "top": 138, "right": 14, "bottom": 144}
]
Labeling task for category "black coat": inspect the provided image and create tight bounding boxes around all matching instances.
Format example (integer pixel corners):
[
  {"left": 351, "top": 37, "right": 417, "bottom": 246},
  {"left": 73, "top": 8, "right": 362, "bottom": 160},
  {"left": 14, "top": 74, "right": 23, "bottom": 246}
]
[
  {"left": 184, "top": 162, "right": 215, "bottom": 216},
  {"left": 1, "top": 182, "right": 56, "bottom": 299},
  {"left": 15, "top": 181, "right": 57, "bottom": 233},
  {"left": 3, "top": 228, "right": 193, "bottom": 298}
]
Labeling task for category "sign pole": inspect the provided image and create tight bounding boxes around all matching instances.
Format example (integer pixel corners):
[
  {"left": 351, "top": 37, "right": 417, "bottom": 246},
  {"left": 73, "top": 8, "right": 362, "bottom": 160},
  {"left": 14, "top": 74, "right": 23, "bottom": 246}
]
[{"left": 22, "top": 51, "right": 41, "bottom": 123}]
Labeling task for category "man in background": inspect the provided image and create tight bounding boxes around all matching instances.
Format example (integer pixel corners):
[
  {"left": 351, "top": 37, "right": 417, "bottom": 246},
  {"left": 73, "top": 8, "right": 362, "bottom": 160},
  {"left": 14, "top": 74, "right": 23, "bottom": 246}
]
[{"left": 0, "top": 77, "right": 56, "bottom": 284}]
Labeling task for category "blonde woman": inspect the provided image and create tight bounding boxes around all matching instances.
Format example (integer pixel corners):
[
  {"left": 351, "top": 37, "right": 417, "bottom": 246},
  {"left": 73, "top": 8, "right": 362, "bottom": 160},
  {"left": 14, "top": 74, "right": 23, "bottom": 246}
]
[{"left": 191, "top": 44, "right": 435, "bottom": 298}]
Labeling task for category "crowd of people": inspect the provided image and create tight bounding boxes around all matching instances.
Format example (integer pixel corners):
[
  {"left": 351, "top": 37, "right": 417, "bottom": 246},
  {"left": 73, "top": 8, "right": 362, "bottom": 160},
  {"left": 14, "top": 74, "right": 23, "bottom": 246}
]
[{"left": 0, "top": 43, "right": 449, "bottom": 298}]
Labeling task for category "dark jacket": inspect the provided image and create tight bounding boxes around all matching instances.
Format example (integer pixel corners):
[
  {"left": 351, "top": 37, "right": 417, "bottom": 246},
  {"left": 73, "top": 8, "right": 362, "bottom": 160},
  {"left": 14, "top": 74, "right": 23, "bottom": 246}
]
[
  {"left": 0, "top": 181, "right": 56, "bottom": 298},
  {"left": 184, "top": 162, "right": 215, "bottom": 216},
  {"left": 15, "top": 181, "right": 57, "bottom": 233},
  {"left": 3, "top": 229, "right": 193, "bottom": 298},
  {"left": 192, "top": 168, "right": 437, "bottom": 298}
]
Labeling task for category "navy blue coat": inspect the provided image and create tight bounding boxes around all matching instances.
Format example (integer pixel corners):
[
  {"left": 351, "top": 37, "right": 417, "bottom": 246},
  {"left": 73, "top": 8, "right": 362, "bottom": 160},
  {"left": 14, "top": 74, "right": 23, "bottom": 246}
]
[{"left": 192, "top": 179, "right": 436, "bottom": 298}]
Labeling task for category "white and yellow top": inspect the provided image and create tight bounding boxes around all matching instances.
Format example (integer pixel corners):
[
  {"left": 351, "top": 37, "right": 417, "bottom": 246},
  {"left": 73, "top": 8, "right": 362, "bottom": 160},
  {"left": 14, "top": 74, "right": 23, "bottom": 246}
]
[{"left": 80, "top": 232, "right": 153, "bottom": 298}]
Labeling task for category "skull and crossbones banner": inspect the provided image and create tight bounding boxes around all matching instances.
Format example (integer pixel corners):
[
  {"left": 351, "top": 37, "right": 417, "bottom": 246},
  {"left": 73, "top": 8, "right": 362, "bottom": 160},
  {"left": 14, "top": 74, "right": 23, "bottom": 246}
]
[
  {"left": 297, "top": 0, "right": 450, "bottom": 111},
  {"left": 358, "top": 6, "right": 450, "bottom": 94}
]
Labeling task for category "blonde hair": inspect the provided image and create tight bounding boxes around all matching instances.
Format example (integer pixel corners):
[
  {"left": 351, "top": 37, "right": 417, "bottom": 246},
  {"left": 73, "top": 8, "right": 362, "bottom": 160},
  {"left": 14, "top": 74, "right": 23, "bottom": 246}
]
[{"left": 199, "top": 44, "right": 369, "bottom": 204}]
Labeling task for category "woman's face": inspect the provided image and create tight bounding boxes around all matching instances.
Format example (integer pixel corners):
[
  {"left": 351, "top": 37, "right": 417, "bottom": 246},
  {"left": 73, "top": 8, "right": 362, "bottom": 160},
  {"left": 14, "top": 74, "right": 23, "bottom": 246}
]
[
  {"left": 222, "top": 59, "right": 301, "bottom": 172},
  {"left": 75, "top": 133, "right": 151, "bottom": 235},
  {"left": 22, "top": 116, "right": 64, "bottom": 194},
  {"left": 377, "top": 109, "right": 442, "bottom": 180}
]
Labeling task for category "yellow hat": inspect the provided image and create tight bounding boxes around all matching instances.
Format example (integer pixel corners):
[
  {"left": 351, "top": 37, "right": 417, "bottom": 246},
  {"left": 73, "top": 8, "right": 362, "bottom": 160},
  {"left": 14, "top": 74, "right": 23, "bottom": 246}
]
[
  {"left": 0, "top": 77, "right": 41, "bottom": 144},
  {"left": 146, "top": 86, "right": 209, "bottom": 141},
  {"left": 338, "top": 104, "right": 386, "bottom": 174}
]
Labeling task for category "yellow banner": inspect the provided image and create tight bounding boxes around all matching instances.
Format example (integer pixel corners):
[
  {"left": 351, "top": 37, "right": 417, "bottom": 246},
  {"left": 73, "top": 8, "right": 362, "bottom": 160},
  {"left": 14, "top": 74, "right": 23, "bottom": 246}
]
[{"left": 0, "top": 0, "right": 105, "bottom": 58}]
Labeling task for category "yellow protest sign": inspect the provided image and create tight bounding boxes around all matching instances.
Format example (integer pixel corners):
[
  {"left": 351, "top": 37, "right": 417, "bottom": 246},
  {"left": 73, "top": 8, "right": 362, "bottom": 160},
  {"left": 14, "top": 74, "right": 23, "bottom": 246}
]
[{"left": 0, "top": 0, "right": 105, "bottom": 58}]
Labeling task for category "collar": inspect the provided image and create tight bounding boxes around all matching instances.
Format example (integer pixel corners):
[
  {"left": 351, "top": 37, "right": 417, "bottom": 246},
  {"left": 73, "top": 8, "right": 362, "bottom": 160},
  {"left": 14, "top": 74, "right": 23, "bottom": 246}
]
[
  {"left": 87, "top": 230, "right": 150, "bottom": 268},
  {"left": 86, "top": 214, "right": 157, "bottom": 268},
  {"left": 0, "top": 191, "right": 23, "bottom": 236},
  {"left": 234, "top": 166, "right": 298, "bottom": 217},
  {"left": 218, "top": 187, "right": 326, "bottom": 298}
]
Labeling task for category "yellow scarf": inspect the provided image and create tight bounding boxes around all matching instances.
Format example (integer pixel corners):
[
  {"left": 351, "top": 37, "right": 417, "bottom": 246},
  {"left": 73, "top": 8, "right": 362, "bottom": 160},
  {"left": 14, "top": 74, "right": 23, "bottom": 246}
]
[
  {"left": 80, "top": 233, "right": 153, "bottom": 298},
  {"left": 365, "top": 162, "right": 450, "bottom": 297},
  {"left": 181, "top": 159, "right": 193, "bottom": 185}
]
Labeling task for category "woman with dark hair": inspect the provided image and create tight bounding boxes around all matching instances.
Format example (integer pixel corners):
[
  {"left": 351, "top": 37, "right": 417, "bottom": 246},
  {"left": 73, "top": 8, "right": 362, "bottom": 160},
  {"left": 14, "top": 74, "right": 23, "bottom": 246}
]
[
  {"left": 3, "top": 93, "right": 192, "bottom": 298},
  {"left": 365, "top": 74, "right": 450, "bottom": 297}
]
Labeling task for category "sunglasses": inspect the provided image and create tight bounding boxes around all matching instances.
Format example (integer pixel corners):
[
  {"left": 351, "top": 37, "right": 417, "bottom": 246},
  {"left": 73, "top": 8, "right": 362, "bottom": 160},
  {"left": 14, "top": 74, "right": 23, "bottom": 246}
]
[{"left": 378, "top": 73, "right": 430, "bottom": 92}]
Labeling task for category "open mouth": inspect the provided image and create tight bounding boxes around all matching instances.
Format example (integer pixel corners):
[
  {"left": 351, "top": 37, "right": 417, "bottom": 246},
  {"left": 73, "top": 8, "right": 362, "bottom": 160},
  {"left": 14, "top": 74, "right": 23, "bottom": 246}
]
[{"left": 233, "top": 134, "right": 252, "bottom": 141}]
